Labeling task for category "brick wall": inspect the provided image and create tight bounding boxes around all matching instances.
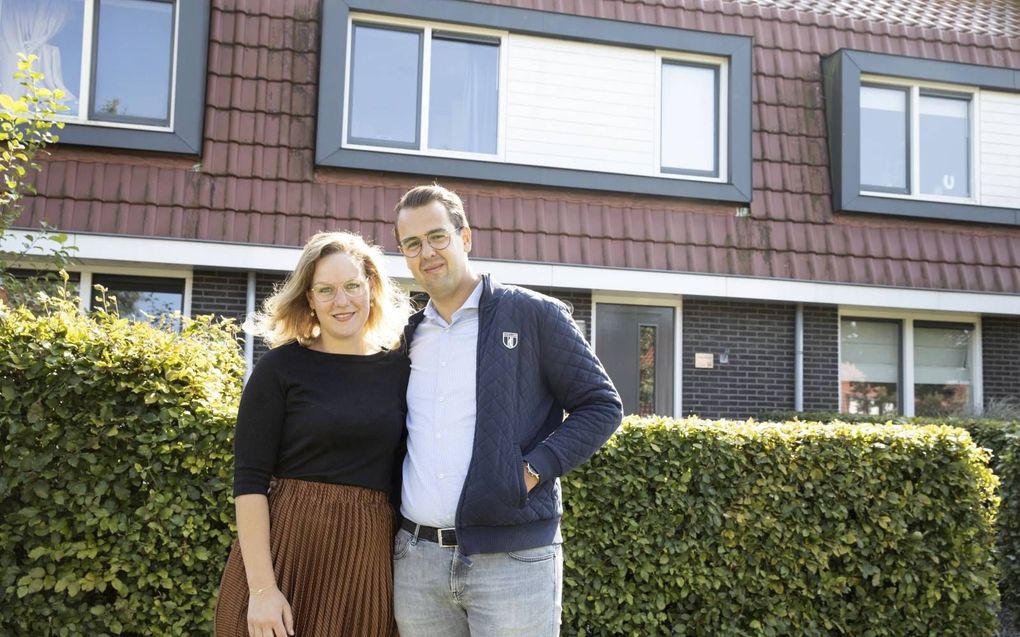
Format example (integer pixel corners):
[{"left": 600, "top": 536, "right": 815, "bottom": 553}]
[
  {"left": 191, "top": 270, "right": 251, "bottom": 355},
  {"left": 982, "top": 315, "right": 1020, "bottom": 406},
  {"left": 253, "top": 272, "right": 287, "bottom": 363},
  {"left": 191, "top": 270, "right": 249, "bottom": 323},
  {"left": 803, "top": 304, "right": 839, "bottom": 411},
  {"left": 682, "top": 298, "right": 795, "bottom": 419}
]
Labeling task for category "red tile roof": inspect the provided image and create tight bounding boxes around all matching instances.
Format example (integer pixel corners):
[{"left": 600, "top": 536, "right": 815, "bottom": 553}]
[{"left": 18, "top": 0, "right": 1020, "bottom": 295}]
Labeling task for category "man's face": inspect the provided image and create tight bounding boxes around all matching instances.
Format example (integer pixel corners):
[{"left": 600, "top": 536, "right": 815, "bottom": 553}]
[{"left": 396, "top": 200, "right": 473, "bottom": 303}]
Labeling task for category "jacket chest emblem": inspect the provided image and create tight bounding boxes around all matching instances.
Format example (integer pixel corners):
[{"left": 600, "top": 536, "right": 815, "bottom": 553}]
[{"left": 502, "top": 332, "right": 519, "bottom": 349}]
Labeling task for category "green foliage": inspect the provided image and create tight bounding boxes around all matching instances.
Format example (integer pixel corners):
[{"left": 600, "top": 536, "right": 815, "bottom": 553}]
[
  {"left": 996, "top": 433, "right": 1020, "bottom": 618},
  {"left": 760, "top": 409, "right": 1020, "bottom": 621},
  {"left": 562, "top": 416, "right": 1000, "bottom": 636},
  {"left": 1, "top": 52, "right": 76, "bottom": 307},
  {"left": 0, "top": 293, "right": 242, "bottom": 635}
]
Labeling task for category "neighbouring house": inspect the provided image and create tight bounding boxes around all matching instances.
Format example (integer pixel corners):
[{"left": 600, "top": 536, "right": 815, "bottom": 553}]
[{"left": 4, "top": 0, "right": 1018, "bottom": 418}]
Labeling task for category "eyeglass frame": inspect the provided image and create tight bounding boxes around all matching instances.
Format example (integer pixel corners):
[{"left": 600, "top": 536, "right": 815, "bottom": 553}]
[
  {"left": 308, "top": 278, "right": 369, "bottom": 303},
  {"left": 397, "top": 225, "right": 465, "bottom": 258}
]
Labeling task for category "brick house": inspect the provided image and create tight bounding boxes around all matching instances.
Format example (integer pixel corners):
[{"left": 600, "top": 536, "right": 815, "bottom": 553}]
[{"left": 3, "top": 0, "right": 1018, "bottom": 418}]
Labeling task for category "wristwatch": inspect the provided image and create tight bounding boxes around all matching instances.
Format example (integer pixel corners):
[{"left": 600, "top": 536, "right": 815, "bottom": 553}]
[{"left": 524, "top": 461, "right": 541, "bottom": 482}]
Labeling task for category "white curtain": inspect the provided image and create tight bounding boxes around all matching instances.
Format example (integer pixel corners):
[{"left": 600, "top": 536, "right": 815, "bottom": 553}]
[{"left": 0, "top": 0, "right": 75, "bottom": 104}]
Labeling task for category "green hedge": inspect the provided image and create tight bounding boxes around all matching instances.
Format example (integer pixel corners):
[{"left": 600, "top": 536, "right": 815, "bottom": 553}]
[
  {"left": 0, "top": 296, "right": 241, "bottom": 635},
  {"left": 0, "top": 297, "right": 1006, "bottom": 635},
  {"left": 561, "top": 417, "right": 1000, "bottom": 636},
  {"left": 761, "top": 410, "right": 1020, "bottom": 620},
  {"left": 997, "top": 434, "right": 1020, "bottom": 616}
]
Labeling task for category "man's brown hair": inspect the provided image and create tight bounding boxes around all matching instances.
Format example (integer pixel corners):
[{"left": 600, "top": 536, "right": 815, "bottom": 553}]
[{"left": 393, "top": 184, "right": 469, "bottom": 240}]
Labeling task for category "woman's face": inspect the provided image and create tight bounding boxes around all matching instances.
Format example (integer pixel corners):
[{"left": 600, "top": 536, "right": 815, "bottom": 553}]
[{"left": 305, "top": 251, "right": 373, "bottom": 353}]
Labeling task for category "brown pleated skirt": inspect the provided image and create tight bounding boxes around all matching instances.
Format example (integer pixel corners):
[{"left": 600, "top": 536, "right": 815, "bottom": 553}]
[{"left": 214, "top": 478, "right": 397, "bottom": 636}]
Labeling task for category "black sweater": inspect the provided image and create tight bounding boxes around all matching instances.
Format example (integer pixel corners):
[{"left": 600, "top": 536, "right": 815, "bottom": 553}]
[{"left": 232, "top": 342, "right": 410, "bottom": 497}]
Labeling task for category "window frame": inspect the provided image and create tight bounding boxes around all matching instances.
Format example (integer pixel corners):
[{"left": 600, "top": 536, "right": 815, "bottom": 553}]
[
  {"left": 658, "top": 56, "right": 725, "bottom": 180},
  {"left": 858, "top": 78, "right": 977, "bottom": 202},
  {"left": 823, "top": 48, "right": 1020, "bottom": 226},
  {"left": 837, "top": 308, "right": 983, "bottom": 417},
  {"left": 838, "top": 316, "right": 903, "bottom": 416},
  {"left": 53, "top": 0, "right": 210, "bottom": 154},
  {"left": 318, "top": 0, "right": 752, "bottom": 203},
  {"left": 858, "top": 83, "right": 911, "bottom": 194},
  {"left": 86, "top": 0, "right": 177, "bottom": 128},
  {"left": 342, "top": 15, "right": 506, "bottom": 161}
]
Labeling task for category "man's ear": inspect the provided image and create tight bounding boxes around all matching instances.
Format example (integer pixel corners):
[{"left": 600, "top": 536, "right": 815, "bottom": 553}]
[{"left": 462, "top": 225, "right": 473, "bottom": 253}]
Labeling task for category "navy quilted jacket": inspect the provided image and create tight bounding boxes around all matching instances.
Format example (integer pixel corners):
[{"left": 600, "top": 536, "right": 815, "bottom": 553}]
[{"left": 403, "top": 274, "right": 623, "bottom": 556}]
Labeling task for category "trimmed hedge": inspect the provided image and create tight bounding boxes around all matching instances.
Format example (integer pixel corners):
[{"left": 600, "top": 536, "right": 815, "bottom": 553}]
[
  {"left": 0, "top": 296, "right": 241, "bottom": 635},
  {"left": 561, "top": 417, "right": 1000, "bottom": 636},
  {"left": 1001, "top": 436, "right": 1020, "bottom": 615},
  {"left": 761, "top": 410, "right": 1020, "bottom": 620}
]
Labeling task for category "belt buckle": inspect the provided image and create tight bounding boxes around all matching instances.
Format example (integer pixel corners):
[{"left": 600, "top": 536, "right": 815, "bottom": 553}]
[{"left": 438, "top": 527, "right": 457, "bottom": 548}]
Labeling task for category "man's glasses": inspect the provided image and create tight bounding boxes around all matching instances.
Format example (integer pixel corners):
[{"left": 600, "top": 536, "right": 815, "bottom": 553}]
[
  {"left": 398, "top": 226, "right": 463, "bottom": 258},
  {"left": 309, "top": 279, "right": 367, "bottom": 303}
]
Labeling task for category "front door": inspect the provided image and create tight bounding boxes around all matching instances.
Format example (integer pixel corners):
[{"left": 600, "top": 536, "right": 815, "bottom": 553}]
[{"left": 595, "top": 303, "right": 675, "bottom": 416}]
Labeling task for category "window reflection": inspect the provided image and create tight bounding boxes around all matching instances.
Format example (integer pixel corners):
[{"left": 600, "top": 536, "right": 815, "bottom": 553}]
[
  {"left": 914, "top": 324, "right": 972, "bottom": 416},
  {"left": 860, "top": 85, "right": 908, "bottom": 192},
  {"left": 429, "top": 34, "right": 498, "bottom": 154},
  {"left": 638, "top": 325, "right": 656, "bottom": 416},
  {"left": 92, "top": 0, "right": 174, "bottom": 125},
  {"left": 92, "top": 274, "right": 184, "bottom": 330},
  {"left": 840, "top": 318, "right": 899, "bottom": 416},
  {"left": 348, "top": 24, "right": 422, "bottom": 147},
  {"left": 0, "top": 0, "right": 85, "bottom": 113},
  {"left": 919, "top": 94, "right": 969, "bottom": 197}
]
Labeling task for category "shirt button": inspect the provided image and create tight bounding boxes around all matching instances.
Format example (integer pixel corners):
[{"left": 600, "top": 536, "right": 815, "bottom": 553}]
[
  {"left": 435, "top": 433, "right": 442, "bottom": 439},
  {"left": 438, "top": 473, "right": 445, "bottom": 479},
  {"left": 440, "top": 361, "right": 447, "bottom": 367},
  {"left": 439, "top": 396, "right": 445, "bottom": 402}
]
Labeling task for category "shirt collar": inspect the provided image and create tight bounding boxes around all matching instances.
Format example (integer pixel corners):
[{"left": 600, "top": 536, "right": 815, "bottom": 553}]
[{"left": 423, "top": 277, "right": 484, "bottom": 325}]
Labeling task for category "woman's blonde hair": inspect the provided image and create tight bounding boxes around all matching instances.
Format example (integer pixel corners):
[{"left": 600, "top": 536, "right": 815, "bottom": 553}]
[{"left": 248, "top": 231, "right": 410, "bottom": 350}]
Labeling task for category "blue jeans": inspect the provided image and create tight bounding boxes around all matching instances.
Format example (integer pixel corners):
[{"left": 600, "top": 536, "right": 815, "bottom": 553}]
[{"left": 393, "top": 528, "right": 563, "bottom": 636}]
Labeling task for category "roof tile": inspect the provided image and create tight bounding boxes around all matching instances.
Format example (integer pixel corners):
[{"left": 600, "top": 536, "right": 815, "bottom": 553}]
[{"left": 16, "top": 0, "right": 1020, "bottom": 296}]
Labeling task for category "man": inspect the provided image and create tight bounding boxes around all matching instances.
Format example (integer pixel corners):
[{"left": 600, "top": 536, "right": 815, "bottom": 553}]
[{"left": 392, "top": 183, "right": 623, "bottom": 636}]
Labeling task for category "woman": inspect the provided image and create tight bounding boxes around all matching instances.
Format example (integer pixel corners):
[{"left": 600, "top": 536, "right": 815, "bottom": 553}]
[{"left": 215, "top": 231, "right": 411, "bottom": 637}]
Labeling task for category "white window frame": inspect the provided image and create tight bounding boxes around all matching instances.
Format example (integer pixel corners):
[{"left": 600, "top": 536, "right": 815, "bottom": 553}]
[
  {"left": 32, "top": 0, "right": 183, "bottom": 133},
  {"left": 837, "top": 307, "right": 983, "bottom": 416},
  {"left": 73, "top": 264, "right": 192, "bottom": 318},
  {"left": 343, "top": 13, "right": 731, "bottom": 182},
  {"left": 343, "top": 13, "right": 508, "bottom": 162},
  {"left": 859, "top": 75, "right": 981, "bottom": 206},
  {"left": 655, "top": 51, "right": 728, "bottom": 183}
]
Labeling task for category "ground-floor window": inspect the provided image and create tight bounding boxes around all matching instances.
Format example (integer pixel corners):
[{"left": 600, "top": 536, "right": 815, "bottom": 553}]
[
  {"left": 90, "top": 273, "right": 185, "bottom": 328},
  {"left": 840, "top": 315, "right": 976, "bottom": 417},
  {"left": 913, "top": 322, "right": 973, "bottom": 416},
  {"left": 840, "top": 318, "right": 900, "bottom": 416}
]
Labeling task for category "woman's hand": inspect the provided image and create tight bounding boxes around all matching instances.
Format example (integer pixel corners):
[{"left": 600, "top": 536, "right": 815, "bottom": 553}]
[{"left": 247, "top": 586, "right": 294, "bottom": 637}]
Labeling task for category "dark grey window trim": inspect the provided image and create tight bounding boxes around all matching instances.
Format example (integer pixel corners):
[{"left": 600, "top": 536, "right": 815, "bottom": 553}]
[
  {"left": 57, "top": 0, "right": 209, "bottom": 155},
  {"left": 317, "top": 0, "right": 753, "bottom": 203},
  {"left": 823, "top": 49, "right": 1020, "bottom": 226}
]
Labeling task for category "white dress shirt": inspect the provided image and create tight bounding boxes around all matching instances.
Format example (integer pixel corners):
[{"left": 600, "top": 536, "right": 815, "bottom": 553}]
[{"left": 400, "top": 280, "right": 483, "bottom": 527}]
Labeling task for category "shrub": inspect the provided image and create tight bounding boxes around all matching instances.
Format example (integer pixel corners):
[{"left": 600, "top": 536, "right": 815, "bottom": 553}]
[
  {"left": 760, "top": 410, "right": 1020, "bottom": 623},
  {"left": 0, "top": 294, "right": 242, "bottom": 635},
  {"left": 1000, "top": 434, "right": 1020, "bottom": 616},
  {"left": 561, "top": 417, "right": 1000, "bottom": 636}
]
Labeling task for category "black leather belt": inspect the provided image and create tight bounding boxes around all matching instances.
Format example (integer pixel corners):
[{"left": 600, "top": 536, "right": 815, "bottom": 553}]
[{"left": 400, "top": 518, "right": 458, "bottom": 547}]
